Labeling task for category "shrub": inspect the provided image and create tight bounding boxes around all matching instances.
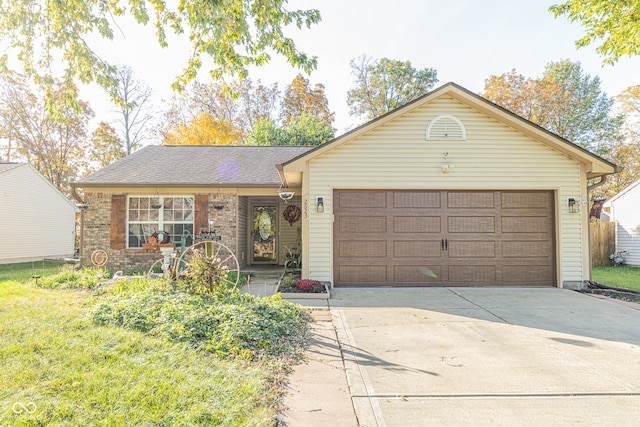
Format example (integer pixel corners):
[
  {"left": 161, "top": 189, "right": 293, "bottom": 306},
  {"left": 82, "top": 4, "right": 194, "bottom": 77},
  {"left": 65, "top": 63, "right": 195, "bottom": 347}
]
[
  {"left": 37, "top": 267, "right": 107, "bottom": 289},
  {"left": 280, "top": 273, "right": 297, "bottom": 289},
  {"left": 182, "top": 250, "right": 235, "bottom": 296},
  {"left": 90, "top": 288, "right": 310, "bottom": 360},
  {"left": 296, "top": 279, "right": 324, "bottom": 293}
]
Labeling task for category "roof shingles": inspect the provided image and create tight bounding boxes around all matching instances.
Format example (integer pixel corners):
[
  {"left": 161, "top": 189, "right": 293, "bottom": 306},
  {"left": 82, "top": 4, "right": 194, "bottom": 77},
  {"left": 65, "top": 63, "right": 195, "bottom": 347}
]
[{"left": 74, "top": 145, "right": 314, "bottom": 186}]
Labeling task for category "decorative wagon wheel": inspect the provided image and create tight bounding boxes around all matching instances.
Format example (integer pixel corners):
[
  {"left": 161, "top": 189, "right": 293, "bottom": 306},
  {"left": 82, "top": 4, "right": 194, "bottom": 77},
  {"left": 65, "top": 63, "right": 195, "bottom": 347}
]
[
  {"left": 147, "top": 259, "right": 165, "bottom": 277},
  {"left": 172, "top": 241, "right": 240, "bottom": 289}
]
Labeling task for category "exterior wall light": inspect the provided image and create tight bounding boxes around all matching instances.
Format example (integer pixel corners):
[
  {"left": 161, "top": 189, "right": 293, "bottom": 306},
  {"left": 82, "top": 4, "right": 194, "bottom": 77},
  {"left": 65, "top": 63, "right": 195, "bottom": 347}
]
[
  {"left": 568, "top": 197, "right": 579, "bottom": 213},
  {"left": 316, "top": 196, "right": 324, "bottom": 213}
]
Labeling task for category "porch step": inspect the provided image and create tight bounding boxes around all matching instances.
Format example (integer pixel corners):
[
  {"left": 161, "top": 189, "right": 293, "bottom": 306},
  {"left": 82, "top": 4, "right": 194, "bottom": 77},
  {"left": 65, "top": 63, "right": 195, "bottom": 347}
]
[{"left": 242, "top": 267, "right": 284, "bottom": 281}]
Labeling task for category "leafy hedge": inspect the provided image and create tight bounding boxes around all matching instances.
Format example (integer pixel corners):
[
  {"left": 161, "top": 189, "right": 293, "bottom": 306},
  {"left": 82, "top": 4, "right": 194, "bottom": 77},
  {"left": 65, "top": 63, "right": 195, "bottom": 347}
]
[
  {"left": 37, "top": 267, "right": 106, "bottom": 289},
  {"left": 89, "top": 282, "right": 310, "bottom": 360}
]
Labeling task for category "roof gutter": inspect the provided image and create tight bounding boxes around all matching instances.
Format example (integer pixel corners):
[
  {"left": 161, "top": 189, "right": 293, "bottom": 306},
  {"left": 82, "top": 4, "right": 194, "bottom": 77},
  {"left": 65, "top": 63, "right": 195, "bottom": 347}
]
[{"left": 70, "top": 182, "right": 282, "bottom": 189}]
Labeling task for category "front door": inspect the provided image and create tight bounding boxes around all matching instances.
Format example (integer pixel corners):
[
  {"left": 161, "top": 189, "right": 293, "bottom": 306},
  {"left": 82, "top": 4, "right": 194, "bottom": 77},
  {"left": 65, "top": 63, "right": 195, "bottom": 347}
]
[{"left": 252, "top": 205, "right": 278, "bottom": 264}]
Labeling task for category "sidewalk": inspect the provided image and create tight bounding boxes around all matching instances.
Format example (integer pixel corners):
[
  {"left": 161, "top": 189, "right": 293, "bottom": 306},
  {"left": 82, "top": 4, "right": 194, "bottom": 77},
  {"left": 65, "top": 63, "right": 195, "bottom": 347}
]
[
  {"left": 279, "top": 310, "right": 358, "bottom": 427},
  {"left": 241, "top": 274, "right": 358, "bottom": 426}
]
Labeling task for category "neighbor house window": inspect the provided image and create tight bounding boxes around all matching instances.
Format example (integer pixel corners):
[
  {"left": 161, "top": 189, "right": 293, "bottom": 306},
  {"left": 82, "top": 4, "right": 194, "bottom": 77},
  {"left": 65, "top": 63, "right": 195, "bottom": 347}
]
[{"left": 127, "top": 196, "right": 194, "bottom": 248}]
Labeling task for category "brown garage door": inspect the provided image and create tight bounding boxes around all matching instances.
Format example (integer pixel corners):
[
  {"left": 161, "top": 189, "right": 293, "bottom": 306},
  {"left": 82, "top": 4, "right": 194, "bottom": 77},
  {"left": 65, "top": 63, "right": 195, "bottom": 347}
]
[{"left": 333, "top": 190, "right": 555, "bottom": 287}]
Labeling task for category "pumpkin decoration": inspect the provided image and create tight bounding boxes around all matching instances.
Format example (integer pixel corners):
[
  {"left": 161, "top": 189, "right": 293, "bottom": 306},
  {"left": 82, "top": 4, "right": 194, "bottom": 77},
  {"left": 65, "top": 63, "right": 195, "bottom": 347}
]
[{"left": 283, "top": 205, "right": 301, "bottom": 225}]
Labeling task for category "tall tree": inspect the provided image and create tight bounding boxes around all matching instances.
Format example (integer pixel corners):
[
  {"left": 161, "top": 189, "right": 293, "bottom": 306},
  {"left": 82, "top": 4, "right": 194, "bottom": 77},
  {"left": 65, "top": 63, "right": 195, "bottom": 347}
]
[
  {"left": 0, "top": 76, "right": 94, "bottom": 194},
  {"left": 114, "top": 66, "right": 153, "bottom": 155},
  {"left": 163, "top": 112, "right": 242, "bottom": 146},
  {"left": 159, "top": 78, "right": 279, "bottom": 142},
  {"left": 89, "top": 122, "right": 126, "bottom": 169},
  {"left": 0, "top": 0, "right": 321, "bottom": 114},
  {"left": 0, "top": 73, "right": 35, "bottom": 162},
  {"left": 599, "top": 85, "right": 640, "bottom": 197},
  {"left": 549, "top": 1, "right": 640, "bottom": 64},
  {"left": 245, "top": 113, "right": 334, "bottom": 146},
  {"left": 281, "top": 74, "right": 334, "bottom": 127},
  {"left": 347, "top": 56, "right": 438, "bottom": 121},
  {"left": 483, "top": 60, "right": 621, "bottom": 156},
  {"left": 482, "top": 70, "right": 538, "bottom": 121}
]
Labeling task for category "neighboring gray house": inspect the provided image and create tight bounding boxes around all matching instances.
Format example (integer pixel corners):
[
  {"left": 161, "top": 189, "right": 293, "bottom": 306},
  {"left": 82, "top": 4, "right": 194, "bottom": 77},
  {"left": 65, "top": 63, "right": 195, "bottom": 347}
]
[
  {"left": 0, "top": 163, "right": 79, "bottom": 264},
  {"left": 603, "top": 179, "right": 640, "bottom": 267}
]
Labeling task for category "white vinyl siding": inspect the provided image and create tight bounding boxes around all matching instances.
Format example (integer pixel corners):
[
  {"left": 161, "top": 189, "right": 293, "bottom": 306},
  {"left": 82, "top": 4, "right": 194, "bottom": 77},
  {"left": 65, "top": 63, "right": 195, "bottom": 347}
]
[
  {"left": 608, "top": 181, "right": 640, "bottom": 267},
  {"left": 306, "top": 96, "right": 584, "bottom": 286},
  {"left": 0, "top": 164, "right": 77, "bottom": 263}
]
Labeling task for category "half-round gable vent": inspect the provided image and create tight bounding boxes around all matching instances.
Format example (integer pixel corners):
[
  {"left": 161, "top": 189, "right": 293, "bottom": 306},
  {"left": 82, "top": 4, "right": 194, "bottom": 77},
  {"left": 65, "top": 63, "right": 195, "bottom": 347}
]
[{"left": 426, "top": 114, "right": 466, "bottom": 140}]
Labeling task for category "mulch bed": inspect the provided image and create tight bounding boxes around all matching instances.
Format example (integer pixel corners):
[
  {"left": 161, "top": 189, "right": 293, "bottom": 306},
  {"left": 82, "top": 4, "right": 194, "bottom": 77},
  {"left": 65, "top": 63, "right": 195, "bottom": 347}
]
[{"left": 580, "top": 282, "right": 640, "bottom": 304}]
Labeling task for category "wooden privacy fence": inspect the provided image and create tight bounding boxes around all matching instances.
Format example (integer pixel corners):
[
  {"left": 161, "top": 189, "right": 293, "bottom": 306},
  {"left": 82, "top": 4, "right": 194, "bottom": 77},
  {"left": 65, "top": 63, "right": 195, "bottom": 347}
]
[{"left": 591, "top": 221, "right": 615, "bottom": 267}]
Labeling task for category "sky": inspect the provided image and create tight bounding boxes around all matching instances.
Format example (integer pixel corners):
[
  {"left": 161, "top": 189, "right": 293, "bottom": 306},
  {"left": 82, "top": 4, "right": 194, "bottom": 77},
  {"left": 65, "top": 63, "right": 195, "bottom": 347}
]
[{"left": 86, "top": 0, "right": 640, "bottom": 136}]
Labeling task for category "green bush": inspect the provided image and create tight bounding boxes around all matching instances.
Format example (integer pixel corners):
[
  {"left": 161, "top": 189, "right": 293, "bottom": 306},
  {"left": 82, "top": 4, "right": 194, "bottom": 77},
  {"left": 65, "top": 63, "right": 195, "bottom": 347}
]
[
  {"left": 37, "top": 267, "right": 107, "bottom": 289},
  {"left": 90, "top": 286, "right": 310, "bottom": 360}
]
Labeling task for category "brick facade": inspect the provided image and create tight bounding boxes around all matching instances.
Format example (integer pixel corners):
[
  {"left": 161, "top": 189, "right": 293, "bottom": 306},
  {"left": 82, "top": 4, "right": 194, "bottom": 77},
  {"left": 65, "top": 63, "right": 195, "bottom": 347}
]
[{"left": 80, "top": 192, "right": 238, "bottom": 271}]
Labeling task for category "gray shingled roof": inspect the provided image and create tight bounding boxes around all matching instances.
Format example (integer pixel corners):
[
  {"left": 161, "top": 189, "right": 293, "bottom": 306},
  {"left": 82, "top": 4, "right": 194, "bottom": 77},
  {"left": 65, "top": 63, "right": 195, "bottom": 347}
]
[
  {"left": 0, "top": 162, "right": 24, "bottom": 174},
  {"left": 74, "top": 145, "right": 314, "bottom": 186}
]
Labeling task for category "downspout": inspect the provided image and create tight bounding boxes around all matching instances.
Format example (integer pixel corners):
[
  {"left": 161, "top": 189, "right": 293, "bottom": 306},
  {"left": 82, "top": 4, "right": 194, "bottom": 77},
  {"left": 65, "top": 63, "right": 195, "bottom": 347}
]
[
  {"left": 71, "top": 185, "right": 87, "bottom": 205},
  {"left": 275, "top": 164, "right": 289, "bottom": 188},
  {"left": 587, "top": 174, "right": 609, "bottom": 193},
  {"left": 70, "top": 185, "right": 88, "bottom": 264}
]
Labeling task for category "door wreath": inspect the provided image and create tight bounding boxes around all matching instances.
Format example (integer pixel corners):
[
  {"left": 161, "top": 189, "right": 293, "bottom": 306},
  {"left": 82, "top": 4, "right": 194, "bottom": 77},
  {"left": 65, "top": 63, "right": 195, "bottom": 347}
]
[{"left": 283, "top": 205, "right": 301, "bottom": 225}]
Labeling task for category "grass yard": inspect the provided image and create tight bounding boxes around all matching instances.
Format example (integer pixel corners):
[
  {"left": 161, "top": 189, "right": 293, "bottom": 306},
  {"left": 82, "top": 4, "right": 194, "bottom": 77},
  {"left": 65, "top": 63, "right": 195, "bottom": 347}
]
[
  {"left": 0, "top": 260, "right": 65, "bottom": 282},
  {"left": 0, "top": 264, "right": 309, "bottom": 426},
  {"left": 592, "top": 266, "right": 640, "bottom": 292}
]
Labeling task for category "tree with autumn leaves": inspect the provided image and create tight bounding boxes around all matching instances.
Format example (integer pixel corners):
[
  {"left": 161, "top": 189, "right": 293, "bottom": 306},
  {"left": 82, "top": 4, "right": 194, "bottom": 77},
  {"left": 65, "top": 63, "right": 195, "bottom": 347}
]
[
  {"left": 160, "top": 74, "right": 335, "bottom": 146},
  {"left": 482, "top": 59, "right": 640, "bottom": 198},
  {"left": 0, "top": 74, "right": 94, "bottom": 195}
]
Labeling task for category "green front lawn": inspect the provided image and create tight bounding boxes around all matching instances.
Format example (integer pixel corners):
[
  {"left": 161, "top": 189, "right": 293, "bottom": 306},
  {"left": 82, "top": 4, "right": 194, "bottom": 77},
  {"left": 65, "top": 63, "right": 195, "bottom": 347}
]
[
  {"left": 592, "top": 266, "right": 640, "bottom": 292},
  {"left": 0, "top": 265, "right": 309, "bottom": 426},
  {"left": 0, "top": 260, "right": 65, "bottom": 282}
]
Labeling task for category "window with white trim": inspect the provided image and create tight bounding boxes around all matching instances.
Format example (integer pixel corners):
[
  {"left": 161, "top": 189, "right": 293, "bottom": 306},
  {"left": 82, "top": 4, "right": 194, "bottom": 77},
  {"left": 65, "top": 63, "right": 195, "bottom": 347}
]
[
  {"left": 127, "top": 196, "right": 194, "bottom": 248},
  {"left": 426, "top": 114, "right": 466, "bottom": 140}
]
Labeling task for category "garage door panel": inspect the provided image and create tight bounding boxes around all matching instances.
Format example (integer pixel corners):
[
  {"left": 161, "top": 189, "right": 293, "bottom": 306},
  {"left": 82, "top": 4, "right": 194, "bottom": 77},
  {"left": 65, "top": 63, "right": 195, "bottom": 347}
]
[
  {"left": 393, "top": 191, "right": 441, "bottom": 208},
  {"left": 338, "top": 191, "right": 387, "bottom": 208},
  {"left": 448, "top": 241, "right": 495, "bottom": 258},
  {"left": 394, "top": 216, "right": 441, "bottom": 233},
  {"left": 502, "top": 216, "right": 550, "bottom": 233},
  {"left": 447, "top": 192, "right": 495, "bottom": 208},
  {"left": 338, "top": 265, "right": 387, "bottom": 284},
  {"left": 448, "top": 265, "right": 496, "bottom": 283},
  {"left": 503, "top": 265, "right": 553, "bottom": 283},
  {"left": 338, "top": 240, "right": 387, "bottom": 258},
  {"left": 502, "top": 241, "right": 551, "bottom": 258},
  {"left": 338, "top": 216, "right": 387, "bottom": 233},
  {"left": 448, "top": 216, "right": 495, "bottom": 233},
  {"left": 394, "top": 240, "right": 443, "bottom": 258},
  {"left": 501, "top": 192, "right": 551, "bottom": 209},
  {"left": 394, "top": 265, "right": 443, "bottom": 284}
]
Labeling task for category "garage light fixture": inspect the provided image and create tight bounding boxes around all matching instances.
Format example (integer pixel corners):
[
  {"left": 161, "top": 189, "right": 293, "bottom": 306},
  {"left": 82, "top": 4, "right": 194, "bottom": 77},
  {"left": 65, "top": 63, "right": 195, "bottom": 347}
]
[
  {"left": 567, "top": 197, "right": 579, "bottom": 213},
  {"left": 316, "top": 196, "right": 324, "bottom": 213}
]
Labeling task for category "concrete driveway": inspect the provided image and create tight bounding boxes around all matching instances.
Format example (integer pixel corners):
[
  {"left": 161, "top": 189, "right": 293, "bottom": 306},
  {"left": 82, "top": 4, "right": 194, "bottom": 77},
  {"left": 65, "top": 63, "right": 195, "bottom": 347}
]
[{"left": 329, "top": 287, "right": 640, "bottom": 426}]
